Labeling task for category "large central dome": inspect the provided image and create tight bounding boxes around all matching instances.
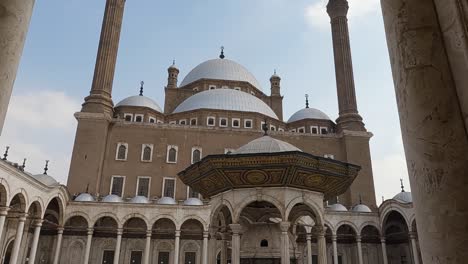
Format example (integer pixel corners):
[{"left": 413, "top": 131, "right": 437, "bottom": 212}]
[
  {"left": 173, "top": 89, "right": 278, "bottom": 119},
  {"left": 180, "top": 59, "right": 263, "bottom": 90}
]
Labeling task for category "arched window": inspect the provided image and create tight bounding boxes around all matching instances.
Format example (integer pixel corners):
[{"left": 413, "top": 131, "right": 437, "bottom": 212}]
[
  {"left": 167, "top": 146, "right": 178, "bottom": 163},
  {"left": 116, "top": 143, "right": 128, "bottom": 161},
  {"left": 260, "top": 239, "right": 268, "bottom": 247},
  {"left": 192, "top": 149, "right": 201, "bottom": 163},
  {"left": 142, "top": 145, "right": 152, "bottom": 162}
]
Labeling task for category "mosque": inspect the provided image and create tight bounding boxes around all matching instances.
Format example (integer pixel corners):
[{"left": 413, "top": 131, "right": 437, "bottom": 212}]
[{"left": 0, "top": 0, "right": 423, "bottom": 264}]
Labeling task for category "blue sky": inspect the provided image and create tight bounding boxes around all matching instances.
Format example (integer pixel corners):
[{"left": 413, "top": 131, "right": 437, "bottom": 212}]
[{"left": 0, "top": 0, "right": 409, "bottom": 203}]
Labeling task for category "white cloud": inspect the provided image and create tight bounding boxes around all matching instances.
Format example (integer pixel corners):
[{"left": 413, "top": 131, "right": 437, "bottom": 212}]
[
  {"left": 305, "top": 0, "right": 380, "bottom": 30},
  {"left": 0, "top": 90, "right": 80, "bottom": 184}
]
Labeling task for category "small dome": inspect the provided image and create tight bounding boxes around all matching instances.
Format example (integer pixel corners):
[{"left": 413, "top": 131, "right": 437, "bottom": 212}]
[
  {"left": 232, "top": 136, "right": 302, "bottom": 154},
  {"left": 288, "top": 108, "right": 331, "bottom": 123},
  {"left": 129, "top": 196, "right": 150, "bottom": 204},
  {"left": 102, "top": 194, "right": 123, "bottom": 203},
  {"left": 180, "top": 59, "right": 262, "bottom": 90},
  {"left": 157, "top": 197, "right": 177, "bottom": 205},
  {"left": 32, "top": 174, "right": 59, "bottom": 186},
  {"left": 74, "top": 193, "right": 95, "bottom": 202},
  {"left": 115, "top": 95, "right": 162, "bottom": 113},
  {"left": 183, "top": 198, "right": 204, "bottom": 206},
  {"left": 393, "top": 191, "right": 413, "bottom": 204},
  {"left": 352, "top": 204, "right": 372, "bottom": 213},
  {"left": 328, "top": 203, "right": 348, "bottom": 212},
  {"left": 174, "top": 89, "right": 278, "bottom": 119}
]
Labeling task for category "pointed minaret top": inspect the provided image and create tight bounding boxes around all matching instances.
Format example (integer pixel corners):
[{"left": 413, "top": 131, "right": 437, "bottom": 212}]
[
  {"left": 43, "top": 160, "right": 49, "bottom": 175},
  {"left": 220, "top": 46, "right": 225, "bottom": 59},
  {"left": 305, "top": 94, "right": 310, "bottom": 109},
  {"left": 400, "top": 179, "right": 405, "bottom": 192}
]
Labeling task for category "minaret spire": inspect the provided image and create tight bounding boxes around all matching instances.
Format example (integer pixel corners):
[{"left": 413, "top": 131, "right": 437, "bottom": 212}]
[
  {"left": 305, "top": 94, "right": 310, "bottom": 109},
  {"left": 82, "top": 0, "right": 127, "bottom": 115},
  {"left": 327, "top": 0, "right": 365, "bottom": 131},
  {"left": 220, "top": 46, "right": 225, "bottom": 59},
  {"left": 139, "top": 81, "right": 144, "bottom": 96},
  {"left": 400, "top": 179, "right": 405, "bottom": 192}
]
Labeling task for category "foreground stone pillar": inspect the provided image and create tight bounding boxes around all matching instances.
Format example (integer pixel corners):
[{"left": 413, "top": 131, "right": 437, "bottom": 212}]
[
  {"left": 144, "top": 230, "right": 151, "bottom": 264},
  {"left": 332, "top": 235, "right": 338, "bottom": 264},
  {"left": 208, "top": 228, "right": 217, "bottom": 264},
  {"left": 230, "top": 224, "right": 242, "bottom": 264},
  {"left": 306, "top": 234, "right": 313, "bottom": 264},
  {"left": 113, "top": 228, "right": 123, "bottom": 264},
  {"left": 409, "top": 233, "right": 420, "bottom": 264},
  {"left": 83, "top": 228, "right": 93, "bottom": 264},
  {"left": 28, "top": 219, "right": 43, "bottom": 264},
  {"left": 380, "top": 237, "right": 388, "bottom": 264},
  {"left": 203, "top": 231, "right": 209, "bottom": 264},
  {"left": 0, "top": 207, "right": 10, "bottom": 242},
  {"left": 9, "top": 214, "right": 26, "bottom": 264},
  {"left": 315, "top": 227, "right": 327, "bottom": 264},
  {"left": 0, "top": 0, "right": 35, "bottom": 135},
  {"left": 221, "top": 233, "right": 228, "bottom": 264},
  {"left": 381, "top": 0, "right": 468, "bottom": 262},
  {"left": 52, "top": 227, "right": 64, "bottom": 264},
  {"left": 280, "top": 222, "right": 290, "bottom": 264},
  {"left": 174, "top": 230, "right": 181, "bottom": 264},
  {"left": 356, "top": 235, "right": 363, "bottom": 264}
]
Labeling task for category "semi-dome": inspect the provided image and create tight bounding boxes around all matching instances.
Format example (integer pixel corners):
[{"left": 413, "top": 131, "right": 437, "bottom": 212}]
[
  {"left": 157, "top": 197, "right": 177, "bottom": 205},
  {"left": 232, "top": 136, "right": 302, "bottom": 154},
  {"left": 32, "top": 174, "right": 59, "bottom": 186},
  {"left": 183, "top": 198, "right": 204, "bottom": 206},
  {"left": 102, "top": 194, "right": 123, "bottom": 203},
  {"left": 129, "top": 196, "right": 150, "bottom": 204},
  {"left": 173, "top": 89, "right": 278, "bottom": 119},
  {"left": 288, "top": 108, "right": 331, "bottom": 123},
  {"left": 74, "top": 193, "right": 95, "bottom": 202},
  {"left": 352, "top": 204, "right": 372, "bottom": 213},
  {"left": 393, "top": 191, "right": 413, "bottom": 204},
  {"left": 328, "top": 203, "right": 348, "bottom": 212},
  {"left": 180, "top": 59, "right": 262, "bottom": 90},
  {"left": 115, "top": 95, "right": 162, "bottom": 113}
]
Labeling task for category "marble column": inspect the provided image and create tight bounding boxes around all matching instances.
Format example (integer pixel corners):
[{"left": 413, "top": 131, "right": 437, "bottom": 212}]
[
  {"left": 113, "top": 228, "right": 123, "bottom": 264},
  {"left": 9, "top": 214, "right": 27, "bottom": 264},
  {"left": 381, "top": 0, "right": 468, "bottom": 262},
  {"left": 82, "top": 0, "right": 126, "bottom": 115},
  {"left": 229, "top": 224, "right": 242, "bottom": 264},
  {"left": 356, "top": 235, "right": 363, "bottom": 264},
  {"left": 326, "top": 0, "right": 364, "bottom": 131},
  {"left": 203, "top": 231, "right": 209, "bottom": 264},
  {"left": 306, "top": 234, "right": 312, "bottom": 264},
  {"left": 0, "top": 0, "right": 35, "bottom": 135},
  {"left": 0, "top": 207, "right": 10, "bottom": 242},
  {"left": 332, "top": 235, "right": 338, "bottom": 264},
  {"left": 83, "top": 228, "right": 93, "bottom": 264},
  {"left": 208, "top": 228, "right": 217, "bottom": 264},
  {"left": 174, "top": 230, "right": 181, "bottom": 264},
  {"left": 280, "top": 222, "right": 290, "bottom": 264},
  {"left": 409, "top": 233, "right": 420, "bottom": 264},
  {"left": 52, "top": 227, "right": 64, "bottom": 264},
  {"left": 28, "top": 219, "right": 43, "bottom": 264},
  {"left": 220, "top": 233, "right": 228, "bottom": 264},
  {"left": 315, "top": 226, "right": 327, "bottom": 264},
  {"left": 144, "top": 230, "right": 151, "bottom": 264},
  {"left": 380, "top": 237, "right": 388, "bottom": 264}
]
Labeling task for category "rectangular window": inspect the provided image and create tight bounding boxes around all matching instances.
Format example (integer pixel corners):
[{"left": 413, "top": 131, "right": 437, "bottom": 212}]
[
  {"left": 102, "top": 251, "right": 115, "bottom": 264},
  {"left": 232, "top": 118, "right": 240, "bottom": 128},
  {"left": 320, "top": 127, "right": 328, "bottom": 134},
  {"left": 158, "top": 252, "right": 170, "bottom": 264},
  {"left": 290, "top": 129, "right": 296, "bottom": 133},
  {"left": 179, "top": 119, "right": 187, "bottom": 125},
  {"left": 115, "top": 143, "right": 128, "bottom": 161},
  {"left": 163, "top": 178, "right": 176, "bottom": 198},
  {"left": 234, "top": 87, "right": 241, "bottom": 91},
  {"left": 270, "top": 125, "right": 276, "bottom": 131},
  {"left": 185, "top": 252, "right": 196, "bottom": 264},
  {"left": 311, "top": 126, "right": 319, "bottom": 134},
  {"left": 207, "top": 117, "right": 216, "bottom": 126},
  {"left": 191, "top": 147, "right": 202, "bottom": 164},
  {"left": 130, "top": 251, "right": 143, "bottom": 264},
  {"left": 134, "top": 114, "right": 144, "bottom": 123},
  {"left": 110, "top": 176, "right": 125, "bottom": 197},
  {"left": 278, "top": 128, "right": 284, "bottom": 132},
  {"left": 244, "top": 119, "right": 253, "bottom": 128},
  {"left": 141, "top": 144, "right": 153, "bottom": 162},
  {"left": 298, "top": 127, "right": 305, "bottom": 133},
  {"left": 166, "top": 145, "right": 178, "bottom": 163},
  {"left": 124, "top": 113, "right": 133, "bottom": 122},
  {"left": 219, "top": 118, "right": 228, "bottom": 127},
  {"left": 169, "top": 121, "right": 177, "bottom": 125},
  {"left": 136, "top": 177, "right": 151, "bottom": 198},
  {"left": 149, "top": 117, "right": 156, "bottom": 123},
  {"left": 187, "top": 187, "right": 199, "bottom": 199},
  {"left": 209, "top": 85, "right": 217, "bottom": 90},
  {"left": 260, "top": 121, "right": 266, "bottom": 130},
  {"left": 190, "top": 118, "right": 197, "bottom": 126},
  {"left": 312, "top": 255, "right": 318, "bottom": 264}
]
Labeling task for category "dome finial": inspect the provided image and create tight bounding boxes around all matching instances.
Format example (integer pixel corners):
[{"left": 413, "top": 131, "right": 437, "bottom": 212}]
[
  {"left": 220, "top": 46, "right": 225, "bottom": 59},
  {"left": 139, "top": 81, "right": 144, "bottom": 96},
  {"left": 172, "top": 59, "right": 176, "bottom": 66},
  {"left": 305, "top": 94, "right": 310, "bottom": 109},
  {"left": 21, "top": 158, "right": 27, "bottom": 171},
  {"left": 43, "top": 160, "right": 49, "bottom": 175},
  {"left": 2, "top": 146, "right": 9, "bottom": 161},
  {"left": 400, "top": 178, "right": 405, "bottom": 192},
  {"left": 262, "top": 119, "right": 269, "bottom": 136},
  {"left": 359, "top": 194, "right": 363, "bottom": 204}
]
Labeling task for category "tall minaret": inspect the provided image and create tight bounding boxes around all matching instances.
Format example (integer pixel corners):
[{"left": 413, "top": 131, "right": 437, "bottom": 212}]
[
  {"left": 327, "top": 0, "right": 365, "bottom": 131},
  {"left": 68, "top": 0, "right": 126, "bottom": 196},
  {"left": 82, "top": 0, "right": 126, "bottom": 115}
]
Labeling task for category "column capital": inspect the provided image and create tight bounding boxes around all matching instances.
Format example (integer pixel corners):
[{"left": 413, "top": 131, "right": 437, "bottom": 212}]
[
  {"left": 116, "top": 228, "right": 123, "bottom": 236},
  {"left": 175, "top": 230, "right": 181, "bottom": 237},
  {"left": 87, "top": 228, "right": 94, "bottom": 236},
  {"left": 312, "top": 225, "right": 327, "bottom": 237},
  {"left": 409, "top": 232, "right": 417, "bottom": 239},
  {"left": 0, "top": 206, "right": 10, "bottom": 215},
  {"left": 18, "top": 213, "right": 28, "bottom": 222},
  {"left": 229, "top": 224, "right": 242, "bottom": 234},
  {"left": 279, "top": 221, "right": 290, "bottom": 232},
  {"left": 326, "top": 0, "right": 349, "bottom": 19},
  {"left": 306, "top": 233, "right": 312, "bottom": 241},
  {"left": 203, "top": 231, "right": 209, "bottom": 238},
  {"left": 380, "top": 236, "right": 386, "bottom": 243},
  {"left": 209, "top": 226, "right": 218, "bottom": 237},
  {"left": 356, "top": 235, "right": 362, "bottom": 243},
  {"left": 57, "top": 227, "right": 64, "bottom": 234},
  {"left": 33, "top": 219, "right": 43, "bottom": 227},
  {"left": 146, "top": 230, "right": 152, "bottom": 237},
  {"left": 332, "top": 234, "right": 337, "bottom": 241}
]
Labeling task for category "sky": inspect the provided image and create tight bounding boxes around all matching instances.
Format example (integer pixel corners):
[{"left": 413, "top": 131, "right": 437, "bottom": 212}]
[{"left": 0, "top": 0, "right": 409, "bottom": 204}]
